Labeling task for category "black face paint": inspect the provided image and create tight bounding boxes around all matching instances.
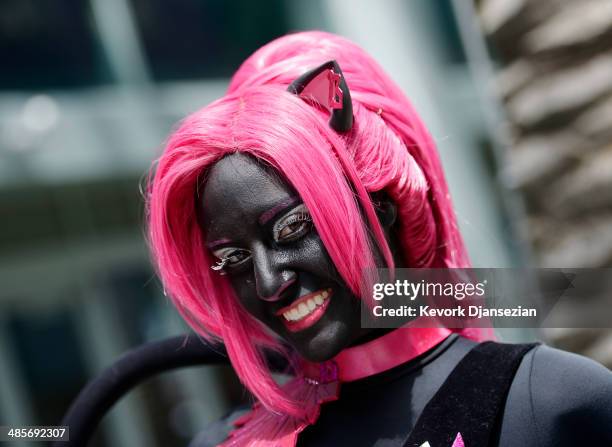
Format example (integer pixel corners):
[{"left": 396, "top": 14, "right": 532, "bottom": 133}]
[{"left": 199, "top": 153, "right": 372, "bottom": 362}]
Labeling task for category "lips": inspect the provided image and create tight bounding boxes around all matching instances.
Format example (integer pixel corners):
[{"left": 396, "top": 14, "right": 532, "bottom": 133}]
[{"left": 275, "top": 288, "right": 332, "bottom": 332}]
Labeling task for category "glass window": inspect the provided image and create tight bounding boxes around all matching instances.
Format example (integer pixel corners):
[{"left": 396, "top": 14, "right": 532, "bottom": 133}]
[
  {"left": 8, "top": 310, "right": 89, "bottom": 425},
  {"left": 0, "top": 0, "right": 112, "bottom": 89},
  {"left": 129, "top": 0, "right": 291, "bottom": 80}
]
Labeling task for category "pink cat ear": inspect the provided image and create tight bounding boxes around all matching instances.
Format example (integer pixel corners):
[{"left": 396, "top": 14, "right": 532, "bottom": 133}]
[{"left": 287, "top": 60, "right": 353, "bottom": 132}]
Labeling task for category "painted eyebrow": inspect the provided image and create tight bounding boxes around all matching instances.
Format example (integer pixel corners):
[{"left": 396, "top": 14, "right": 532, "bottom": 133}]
[
  {"left": 207, "top": 238, "right": 232, "bottom": 249},
  {"left": 258, "top": 196, "right": 301, "bottom": 225},
  {"left": 207, "top": 197, "right": 301, "bottom": 248}
]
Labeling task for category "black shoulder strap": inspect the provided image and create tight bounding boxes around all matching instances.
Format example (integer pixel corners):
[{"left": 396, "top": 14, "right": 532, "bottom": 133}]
[{"left": 404, "top": 341, "right": 539, "bottom": 447}]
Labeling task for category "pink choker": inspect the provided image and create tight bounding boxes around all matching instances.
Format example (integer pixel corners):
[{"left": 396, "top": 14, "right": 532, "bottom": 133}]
[
  {"left": 221, "top": 326, "right": 453, "bottom": 447},
  {"left": 301, "top": 326, "right": 453, "bottom": 384}
]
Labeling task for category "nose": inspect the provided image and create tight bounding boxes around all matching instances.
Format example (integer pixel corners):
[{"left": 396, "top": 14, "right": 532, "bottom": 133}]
[{"left": 251, "top": 243, "right": 296, "bottom": 301}]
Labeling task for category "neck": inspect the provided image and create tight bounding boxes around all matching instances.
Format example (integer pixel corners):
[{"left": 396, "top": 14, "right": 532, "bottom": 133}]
[{"left": 348, "top": 328, "right": 394, "bottom": 347}]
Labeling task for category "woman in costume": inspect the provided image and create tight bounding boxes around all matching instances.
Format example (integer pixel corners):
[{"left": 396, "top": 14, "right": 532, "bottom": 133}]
[{"left": 147, "top": 32, "right": 612, "bottom": 446}]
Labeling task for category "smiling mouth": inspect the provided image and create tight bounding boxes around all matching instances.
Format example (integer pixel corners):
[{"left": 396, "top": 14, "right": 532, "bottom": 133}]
[{"left": 275, "top": 288, "right": 332, "bottom": 332}]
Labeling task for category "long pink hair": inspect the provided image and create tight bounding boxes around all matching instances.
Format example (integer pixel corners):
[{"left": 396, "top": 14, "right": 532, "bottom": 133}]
[{"left": 147, "top": 31, "right": 483, "bottom": 418}]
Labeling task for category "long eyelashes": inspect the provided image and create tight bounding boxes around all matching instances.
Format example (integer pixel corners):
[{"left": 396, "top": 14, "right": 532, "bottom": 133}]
[
  {"left": 211, "top": 258, "right": 228, "bottom": 275},
  {"left": 272, "top": 204, "right": 312, "bottom": 242},
  {"left": 210, "top": 204, "right": 313, "bottom": 273},
  {"left": 211, "top": 248, "right": 251, "bottom": 271}
]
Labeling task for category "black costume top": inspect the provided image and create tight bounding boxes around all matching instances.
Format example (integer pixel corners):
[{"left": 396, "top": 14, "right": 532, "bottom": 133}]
[{"left": 192, "top": 335, "right": 612, "bottom": 446}]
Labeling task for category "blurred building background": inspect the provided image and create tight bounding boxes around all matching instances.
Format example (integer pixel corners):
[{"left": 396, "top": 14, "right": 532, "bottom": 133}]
[
  {"left": 476, "top": 0, "right": 612, "bottom": 367},
  {"left": 0, "top": 1, "right": 609, "bottom": 446}
]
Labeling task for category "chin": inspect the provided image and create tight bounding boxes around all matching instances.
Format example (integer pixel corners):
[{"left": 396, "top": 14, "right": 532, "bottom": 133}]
[{"left": 292, "top": 321, "right": 353, "bottom": 363}]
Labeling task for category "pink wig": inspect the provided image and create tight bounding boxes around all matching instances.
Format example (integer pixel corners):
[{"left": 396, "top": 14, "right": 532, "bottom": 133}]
[{"left": 147, "top": 31, "right": 482, "bottom": 418}]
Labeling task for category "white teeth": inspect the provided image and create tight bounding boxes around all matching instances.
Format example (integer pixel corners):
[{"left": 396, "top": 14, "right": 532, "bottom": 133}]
[
  {"left": 280, "top": 289, "right": 332, "bottom": 322},
  {"left": 298, "top": 303, "right": 308, "bottom": 317}
]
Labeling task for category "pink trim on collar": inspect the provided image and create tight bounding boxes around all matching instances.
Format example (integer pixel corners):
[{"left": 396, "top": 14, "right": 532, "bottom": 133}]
[
  {"left": 334, "top": 327, "right": 452, "bottom": 382},
  {"left": 300, "top": 326, "right": 452, "bottom": 384}
]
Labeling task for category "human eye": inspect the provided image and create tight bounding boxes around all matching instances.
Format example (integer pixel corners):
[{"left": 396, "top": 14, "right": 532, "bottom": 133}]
[
  {"left": 272, "top": 204, "right": 313, "bottom": 243},
  {"left": 211, "top": 247, "right": 251, "bottom": 271}
]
